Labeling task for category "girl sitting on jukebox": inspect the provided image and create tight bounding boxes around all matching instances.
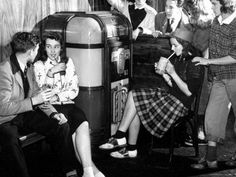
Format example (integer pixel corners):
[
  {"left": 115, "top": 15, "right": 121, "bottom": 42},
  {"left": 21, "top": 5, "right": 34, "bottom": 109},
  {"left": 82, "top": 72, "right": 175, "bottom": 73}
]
[
  {"left": 34, "top": 32, "right": 105, "bottom": 177},
  {"left": 99, "top": 28, "right": 204, "bottom": 159}
]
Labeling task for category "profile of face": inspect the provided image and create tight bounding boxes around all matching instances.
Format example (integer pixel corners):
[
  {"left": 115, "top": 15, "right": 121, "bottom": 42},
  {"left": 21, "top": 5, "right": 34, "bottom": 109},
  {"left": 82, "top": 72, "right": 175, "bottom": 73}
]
[
  {"left": 45, "top": 38, "right": 61, "bottom": 61},
  {"left": 165, "top": 0, "right": 181, "bottom": 19},
  {"left": 28, "top": 44, "right": 39, "bottom": 63},
  {"left": 170, "top": 38, "right": 183, "bottom": 56},
  {"left": 211, "top": 0, "right": 222, "bottom": 16}
]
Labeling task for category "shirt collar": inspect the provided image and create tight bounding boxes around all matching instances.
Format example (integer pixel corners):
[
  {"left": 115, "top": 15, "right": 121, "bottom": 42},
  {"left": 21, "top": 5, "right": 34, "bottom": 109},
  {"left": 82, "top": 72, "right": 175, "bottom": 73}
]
[
  {"left": 18, "top": 59, "right": 26, "bottom": 72},
  {"left": 218, "top": 11, "right": 236, "bottom": 25},
  {"left": 134, "top": 2, "right": 146, "bottom": 9}
]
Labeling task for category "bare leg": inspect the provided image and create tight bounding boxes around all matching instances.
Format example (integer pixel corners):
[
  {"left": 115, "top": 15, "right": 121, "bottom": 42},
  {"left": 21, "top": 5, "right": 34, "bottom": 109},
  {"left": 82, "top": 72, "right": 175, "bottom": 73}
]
[
  {"left": 128, "top": 114, "right": 140, "bottom": 145},
  {"left": 72, "top": 121, "right": 104, "bottom": 177},
  {"left": 118, "top": 91, "right": 138, "bottom": 132}
]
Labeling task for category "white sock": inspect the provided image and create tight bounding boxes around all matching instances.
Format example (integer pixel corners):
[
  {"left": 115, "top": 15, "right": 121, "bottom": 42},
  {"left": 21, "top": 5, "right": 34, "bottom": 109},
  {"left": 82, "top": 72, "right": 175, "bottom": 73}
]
[
  {"left": 66, "top": 169, "right": 77, "bottom": 177},
  {"left": 83, "top": 166, "right": 95, "bottom": 177}
]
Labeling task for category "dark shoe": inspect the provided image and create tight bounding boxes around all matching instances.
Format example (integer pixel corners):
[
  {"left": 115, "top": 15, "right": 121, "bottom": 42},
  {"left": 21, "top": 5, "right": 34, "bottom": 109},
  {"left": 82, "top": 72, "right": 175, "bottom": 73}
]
[
  {"left": 110, "top": 147, "right": 137, "bottom": 159},
  {"left": 184, "top": 135, "right": 193, "bottom": 146},
  {"left": 191, "top": 158, "right": 218, "bottom": 170},
  {"left": 99, "top": 137, "right": 127, "bottom": 150},
  {"left": 225, "top": 153, "right": 236, "bottom": 167}
]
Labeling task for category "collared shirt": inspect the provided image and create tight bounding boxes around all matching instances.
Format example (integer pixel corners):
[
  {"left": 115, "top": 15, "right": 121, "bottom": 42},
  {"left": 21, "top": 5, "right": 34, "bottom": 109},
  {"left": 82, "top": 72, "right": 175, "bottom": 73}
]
[
  {"left": 18, "top": 59, "right": 26, "bottom": 73},
  {"left": 108, "top": 0, "right": 156, "bottom": 34},
  {"left": 209, "top": 13, "right": 236, "bottom": 80},
  {"left": 217, "top": 11, "right": 236, "bottom": 25},
  {"left": 34, "top": 57, "right": 79, "bottom": 105}
]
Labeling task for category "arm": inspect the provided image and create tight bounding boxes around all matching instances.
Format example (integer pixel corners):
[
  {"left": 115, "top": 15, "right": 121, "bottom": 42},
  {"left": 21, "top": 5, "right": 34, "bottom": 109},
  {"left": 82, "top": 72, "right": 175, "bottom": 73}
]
[
  {"left": 166, "top": 62, "right": 192, "bottom": 96},
  {"left": 0, "top": 62, "right": 55, "bottom": 117},
  {"left": 107, "top": 0, "right": 127, "bottom": 12},
  {"left": 192, "top": 55, "right": 236, "bottom": 66},
  {"left": 138, "top": 5, "right": 157, "bottom": 35},
  {"left": 56, "top": 58, "right": 79, "bottom": 102}
]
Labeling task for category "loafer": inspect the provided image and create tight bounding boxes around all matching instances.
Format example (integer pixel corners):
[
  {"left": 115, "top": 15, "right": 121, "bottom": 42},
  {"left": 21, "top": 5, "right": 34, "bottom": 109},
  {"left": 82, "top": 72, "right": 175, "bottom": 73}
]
[
  {"left": 110, "top": 147, "right": 137, "bottom": 159},
  {"left": 99, "top": 137, "right": 127, "bottom": 150},
  {"left": 191, "top": 158, "right": 218, "bottom": 170}
]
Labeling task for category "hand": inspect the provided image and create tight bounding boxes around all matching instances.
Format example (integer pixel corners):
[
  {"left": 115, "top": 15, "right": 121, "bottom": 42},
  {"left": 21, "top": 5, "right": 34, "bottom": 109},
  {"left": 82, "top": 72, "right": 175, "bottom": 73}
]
[
  {"left": 192, "top": 57, "right": 210, "bottom": 66},
  {"left": 48, "top": 63, "right": 66, "bottom": 76},
  {"left": 31, "top": 89, "right": 54, "bottom": 105},
  {"left": 53, "top": 113, "right": 68, "bottom": 125},
  {"left": 152, "top": 30, "right": 163, "bottom": 38},
  {"left": 165, "top": 61, "right": 175, "bottom": 76},
  {"left": 49, "top": 94, "right": 59, "bottom": 103}
]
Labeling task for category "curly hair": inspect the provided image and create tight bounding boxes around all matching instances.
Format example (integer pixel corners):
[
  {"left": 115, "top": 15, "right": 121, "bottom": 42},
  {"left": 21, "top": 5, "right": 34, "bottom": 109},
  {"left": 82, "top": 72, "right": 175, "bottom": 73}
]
[
  {"left": 219, "top": 0, "right": 236, "bottom": 13},
  {"left": 184, "top": 0, "right": 215, "bottom": 28},
  {"left": 11, "top": 32, "right": 39, "bottom": 53}
]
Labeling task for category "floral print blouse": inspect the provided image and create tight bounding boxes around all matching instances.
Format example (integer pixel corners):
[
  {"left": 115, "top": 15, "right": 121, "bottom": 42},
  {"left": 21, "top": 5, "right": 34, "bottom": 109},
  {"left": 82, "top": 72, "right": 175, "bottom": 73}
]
[{"left": 33, "top": 57, "right": 79, "bottom": 105}]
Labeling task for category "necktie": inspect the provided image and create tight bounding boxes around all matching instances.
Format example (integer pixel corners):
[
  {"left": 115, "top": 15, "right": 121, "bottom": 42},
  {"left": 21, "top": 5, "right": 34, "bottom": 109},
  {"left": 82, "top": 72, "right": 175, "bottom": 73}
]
[
  {"left": 166, "top": 19, "right": 174, "bottom": 33},
  {"left": 21, "top": 67, "right": 29, "bottom": 98}
]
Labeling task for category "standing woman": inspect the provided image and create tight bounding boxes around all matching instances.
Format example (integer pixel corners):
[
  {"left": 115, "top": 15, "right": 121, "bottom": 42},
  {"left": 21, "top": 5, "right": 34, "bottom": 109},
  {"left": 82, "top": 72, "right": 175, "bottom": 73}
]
[
  {"left": 34, "top": 32, "right": 105, "bottom": 177},
  {"left": 106, "top": 0, "right": 157, "bottom": 40}
]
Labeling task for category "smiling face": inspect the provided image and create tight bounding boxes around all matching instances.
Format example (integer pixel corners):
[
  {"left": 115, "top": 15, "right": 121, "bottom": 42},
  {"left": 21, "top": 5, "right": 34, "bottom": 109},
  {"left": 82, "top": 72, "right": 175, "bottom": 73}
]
[
  {"left": 45, "top": 38, "right": 61, "bottom": 61},
  {"left": 170, "top": 38, "right": 183, "bottom": 56}
]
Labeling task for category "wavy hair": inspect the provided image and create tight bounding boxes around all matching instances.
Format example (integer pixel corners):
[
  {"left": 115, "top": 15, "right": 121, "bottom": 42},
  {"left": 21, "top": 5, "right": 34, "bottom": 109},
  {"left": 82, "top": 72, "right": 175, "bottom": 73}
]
[
  {"left": 40, "top": 31, "right": 68, "bottom": 63},
  {"left": 219, "top": 0, "right": 236, "bottom": 13},
  {"left": 184, "top": 0, "right": 215, "bottom": 28}
]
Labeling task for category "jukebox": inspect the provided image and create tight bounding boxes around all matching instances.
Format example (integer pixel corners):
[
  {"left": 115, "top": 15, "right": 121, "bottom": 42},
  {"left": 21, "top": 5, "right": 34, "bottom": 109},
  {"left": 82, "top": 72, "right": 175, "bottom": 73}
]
[{"left": 37, "top": 11, "right": 133, "bottom": 144}]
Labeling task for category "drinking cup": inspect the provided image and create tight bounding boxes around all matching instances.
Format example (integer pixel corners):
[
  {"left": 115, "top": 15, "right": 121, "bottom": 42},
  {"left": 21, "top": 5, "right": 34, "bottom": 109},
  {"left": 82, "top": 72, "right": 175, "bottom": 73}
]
[{"left": 155, "top": 57, "right": 168, "bottom": 75}]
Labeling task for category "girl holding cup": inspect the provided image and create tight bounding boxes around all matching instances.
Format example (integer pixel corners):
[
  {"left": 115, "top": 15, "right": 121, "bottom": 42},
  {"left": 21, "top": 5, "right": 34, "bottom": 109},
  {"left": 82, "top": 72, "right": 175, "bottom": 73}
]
[{"left": 99, "top": 28, "right": 204, "bottom": 159}]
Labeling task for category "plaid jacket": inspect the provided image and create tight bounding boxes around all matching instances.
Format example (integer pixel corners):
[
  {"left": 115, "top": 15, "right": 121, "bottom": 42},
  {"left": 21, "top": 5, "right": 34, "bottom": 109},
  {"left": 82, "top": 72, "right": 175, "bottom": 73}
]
[{"left": 209, "top": 16, "right": 236, "bottom": 80}]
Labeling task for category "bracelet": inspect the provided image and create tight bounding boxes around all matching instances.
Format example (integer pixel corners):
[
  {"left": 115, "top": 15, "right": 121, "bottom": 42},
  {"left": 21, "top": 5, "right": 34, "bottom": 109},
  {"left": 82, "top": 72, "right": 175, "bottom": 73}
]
[{"left": 49, "top": 112, "right": 57, "bottom": 119}]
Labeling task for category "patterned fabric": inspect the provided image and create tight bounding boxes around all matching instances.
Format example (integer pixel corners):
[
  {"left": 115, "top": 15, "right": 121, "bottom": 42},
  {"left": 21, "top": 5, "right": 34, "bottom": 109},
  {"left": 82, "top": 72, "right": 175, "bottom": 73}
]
[
  {"left": 132, "top": 87, "right": 188, "bottom": 138},
  {"left": 209, "top": 17, "right": 236, "bottom": 80},
  {"left": 33, "top": 57, "right": 79, "bottom": 104}
]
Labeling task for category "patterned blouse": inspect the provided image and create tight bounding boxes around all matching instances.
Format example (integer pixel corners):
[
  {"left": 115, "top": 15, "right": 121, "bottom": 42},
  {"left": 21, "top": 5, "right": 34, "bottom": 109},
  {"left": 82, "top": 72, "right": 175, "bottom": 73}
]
[{"left": 33, "top": 57, "right": 79, "bottom": 105}]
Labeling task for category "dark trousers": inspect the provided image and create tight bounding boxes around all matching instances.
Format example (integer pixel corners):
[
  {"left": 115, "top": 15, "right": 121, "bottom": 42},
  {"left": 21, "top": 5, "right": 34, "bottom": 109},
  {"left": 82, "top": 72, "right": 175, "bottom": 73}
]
[{"left": 0, "top": 109, "right": 75, "bottom": 177}]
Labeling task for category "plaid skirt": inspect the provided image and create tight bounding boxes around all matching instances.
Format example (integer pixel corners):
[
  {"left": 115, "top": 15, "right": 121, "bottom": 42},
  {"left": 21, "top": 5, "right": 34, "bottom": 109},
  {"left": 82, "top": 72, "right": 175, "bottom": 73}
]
[{"left": 132, "top": 88, "right": 188, "bottom": 138}]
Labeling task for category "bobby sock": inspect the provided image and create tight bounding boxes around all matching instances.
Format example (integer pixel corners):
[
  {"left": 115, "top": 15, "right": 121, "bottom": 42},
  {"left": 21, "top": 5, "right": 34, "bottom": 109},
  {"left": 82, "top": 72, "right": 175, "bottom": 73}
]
[
  {"left": 83, "top": 166, "right": 94, "bottom": 177},
  {"left": 66, "top": 169, "right": 77, "bottom": 177},
  {"left": 114, "top": 130, "right": 126, "bottom": 139},
  {"left": 206, "top": 145, "right": 217, "bottom": 162},
  {"left": 127, "top": 144, "right": 137, "bottom": 151}
]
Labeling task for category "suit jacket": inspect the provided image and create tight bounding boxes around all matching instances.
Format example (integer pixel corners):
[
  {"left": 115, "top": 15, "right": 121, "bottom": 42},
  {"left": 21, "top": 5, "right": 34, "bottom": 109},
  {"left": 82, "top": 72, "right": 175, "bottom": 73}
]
[
  {"left": 155, "top": 10, "right": 192, "bottom": 36},
  {"left": 0, "top": 54, "right": 57, "bottom": 124}
]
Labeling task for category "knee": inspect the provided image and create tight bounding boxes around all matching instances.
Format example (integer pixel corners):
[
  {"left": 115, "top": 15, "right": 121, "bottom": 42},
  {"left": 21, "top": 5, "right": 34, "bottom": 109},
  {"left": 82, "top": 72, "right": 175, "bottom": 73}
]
[{"left": 76, "top": 121, "right": 89, "bottom": 133}]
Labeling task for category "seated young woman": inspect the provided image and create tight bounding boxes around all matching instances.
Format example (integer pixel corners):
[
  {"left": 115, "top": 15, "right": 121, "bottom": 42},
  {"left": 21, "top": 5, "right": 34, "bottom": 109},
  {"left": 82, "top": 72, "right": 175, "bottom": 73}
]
[
  {"left": 99, "top": 28, "right": 204, "bottom": 158},
  {"left": 33, "top": 32, "right": 105, "bottom": 177}
]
